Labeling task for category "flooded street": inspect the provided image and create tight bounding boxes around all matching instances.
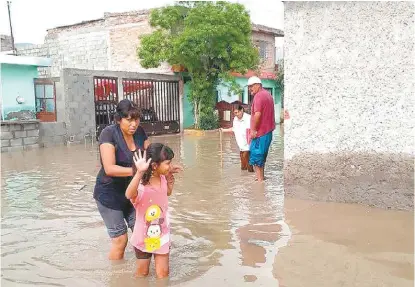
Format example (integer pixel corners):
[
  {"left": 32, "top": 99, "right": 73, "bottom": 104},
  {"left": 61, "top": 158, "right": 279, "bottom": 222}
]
[{"left": 1, "top": 130, "right": 413, "bottom": 286}]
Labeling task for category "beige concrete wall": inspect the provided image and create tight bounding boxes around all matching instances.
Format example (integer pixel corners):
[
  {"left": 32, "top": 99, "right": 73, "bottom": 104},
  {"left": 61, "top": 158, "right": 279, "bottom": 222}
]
[{"left": 17, "top": 10, "right": 277, "bottom": 77}]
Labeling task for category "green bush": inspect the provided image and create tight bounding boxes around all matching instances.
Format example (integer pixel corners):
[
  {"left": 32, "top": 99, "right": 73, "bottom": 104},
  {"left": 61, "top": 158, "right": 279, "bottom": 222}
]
[{"left": 199, "top": 107, "right": 219, "bottom": 130}]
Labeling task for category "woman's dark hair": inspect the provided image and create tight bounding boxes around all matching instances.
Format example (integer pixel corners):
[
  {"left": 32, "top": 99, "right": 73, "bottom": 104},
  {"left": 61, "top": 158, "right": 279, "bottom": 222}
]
[
  {"left": 142, "top": 143, "right": 175, "bottom": 185},
  {"left": 114, "top": 99, "right": 140, "bottom": 122}
]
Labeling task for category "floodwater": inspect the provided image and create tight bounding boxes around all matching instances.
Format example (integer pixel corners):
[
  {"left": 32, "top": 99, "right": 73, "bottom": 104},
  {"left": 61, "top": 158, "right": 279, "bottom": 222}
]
[{"left": 1, "top": 129, "right": 413, "bottom": 287}]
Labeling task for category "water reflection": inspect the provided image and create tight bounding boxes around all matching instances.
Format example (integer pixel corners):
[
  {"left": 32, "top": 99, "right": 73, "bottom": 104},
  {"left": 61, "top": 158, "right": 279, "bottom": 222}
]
[{"left": 1, "top": 130, "right": 288, "bottom": 286}]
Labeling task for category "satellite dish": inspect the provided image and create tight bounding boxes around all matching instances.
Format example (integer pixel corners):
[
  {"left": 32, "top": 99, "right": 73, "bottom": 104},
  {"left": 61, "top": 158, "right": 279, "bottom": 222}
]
[{"left": 16, "top": 95, "right": 25, "bottom": 104}]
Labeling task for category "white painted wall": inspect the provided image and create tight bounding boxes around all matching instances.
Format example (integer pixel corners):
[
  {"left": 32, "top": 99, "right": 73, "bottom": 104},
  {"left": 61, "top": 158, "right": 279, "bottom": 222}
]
[{"left": 284, "top": 2, "right": 415, "bottom": 160}]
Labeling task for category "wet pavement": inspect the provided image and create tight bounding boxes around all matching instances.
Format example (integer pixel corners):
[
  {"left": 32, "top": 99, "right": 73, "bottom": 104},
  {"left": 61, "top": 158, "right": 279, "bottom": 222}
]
[{"left": 1, "top": 129, "right": 413, "bottom": 286}]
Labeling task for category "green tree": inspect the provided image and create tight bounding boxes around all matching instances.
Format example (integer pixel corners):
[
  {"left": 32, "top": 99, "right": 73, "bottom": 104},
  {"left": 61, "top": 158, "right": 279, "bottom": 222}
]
[{"left": 138, "top": 1, "right": 259, "bottom": 129}]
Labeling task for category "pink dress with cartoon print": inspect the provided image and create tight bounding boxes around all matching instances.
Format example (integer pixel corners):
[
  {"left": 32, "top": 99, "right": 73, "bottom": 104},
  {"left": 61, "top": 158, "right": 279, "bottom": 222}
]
[{"left": 130, "top": 175, "right": 171, "bottom": 254}]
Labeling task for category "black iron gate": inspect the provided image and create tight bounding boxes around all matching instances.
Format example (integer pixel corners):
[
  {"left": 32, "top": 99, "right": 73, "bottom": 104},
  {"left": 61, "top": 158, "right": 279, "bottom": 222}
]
[
  {"left": 93, "top": 76, "right": 180, "bottom": 138},
  {"left": 122, "top": 78, "right": 180, "bottom": 136},
  {"left": 94, "top": 76, "right": 118, "bottom": 139}
]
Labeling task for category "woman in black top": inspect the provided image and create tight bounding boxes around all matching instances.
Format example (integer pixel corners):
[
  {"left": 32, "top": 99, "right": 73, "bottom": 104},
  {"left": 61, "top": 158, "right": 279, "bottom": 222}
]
[{"left": 94, "top": 99, "right": 151, "bottom": 260}]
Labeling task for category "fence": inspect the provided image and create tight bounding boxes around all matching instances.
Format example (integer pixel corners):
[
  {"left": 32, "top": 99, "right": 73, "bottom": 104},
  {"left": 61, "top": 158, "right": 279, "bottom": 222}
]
[
  {"left": 94, "top": 76, "right": 180, "bottom": 137},
  {"left": 215, "top": 100, "right": 250, "bottom": 128}
]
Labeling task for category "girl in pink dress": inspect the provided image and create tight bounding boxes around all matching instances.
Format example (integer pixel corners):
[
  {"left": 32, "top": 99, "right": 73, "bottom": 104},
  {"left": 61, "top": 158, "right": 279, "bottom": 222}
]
[{"left": 125, "top": 143, "right": 181, "bottom": 278}]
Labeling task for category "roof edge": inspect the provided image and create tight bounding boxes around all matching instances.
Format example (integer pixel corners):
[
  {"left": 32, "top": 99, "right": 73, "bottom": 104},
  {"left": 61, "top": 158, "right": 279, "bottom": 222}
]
[
  {"left": 44, "top": 9, "right": 284, "bottom": 37},
  {"left": 251, "top": 23, "right": 284, "bottom": 37},
  {"left": 47, "top": 18, "right": 104, "bottom": 32},
  {"left": 0, "top": 55, "right": 52, "bottom": 67},
  {"left": 104, "top": 9, "right": 152, "bottom": 18}
]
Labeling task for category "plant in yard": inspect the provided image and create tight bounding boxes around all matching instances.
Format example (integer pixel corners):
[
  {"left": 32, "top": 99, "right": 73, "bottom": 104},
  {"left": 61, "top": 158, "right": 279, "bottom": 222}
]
[
  {"left": 199, "top": 107, "right": 219, "bottom": 130},
  {"left": 138, "top": 1, "right": 259, "bottom": 129}
]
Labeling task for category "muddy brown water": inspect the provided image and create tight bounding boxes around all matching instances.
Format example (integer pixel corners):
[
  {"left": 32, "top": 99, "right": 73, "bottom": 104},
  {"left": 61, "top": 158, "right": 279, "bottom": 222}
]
[{"left": 1, "top": 130, "right": 413, "bottom": 286}]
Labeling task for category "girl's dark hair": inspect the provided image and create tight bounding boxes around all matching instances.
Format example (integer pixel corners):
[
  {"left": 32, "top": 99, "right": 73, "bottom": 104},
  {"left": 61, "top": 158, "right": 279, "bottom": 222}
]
[
  {"left": 114, "top": 99, "right": 140, "bottom": 122},
  {"left": 142, "top": 143, "right": 175, "bottom": 185}
]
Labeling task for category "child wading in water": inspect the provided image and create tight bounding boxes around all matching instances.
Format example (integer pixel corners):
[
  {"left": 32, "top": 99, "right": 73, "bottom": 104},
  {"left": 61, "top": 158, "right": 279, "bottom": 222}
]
[{"left": 125, "top": 143, "right": 180, "bottom": 278}]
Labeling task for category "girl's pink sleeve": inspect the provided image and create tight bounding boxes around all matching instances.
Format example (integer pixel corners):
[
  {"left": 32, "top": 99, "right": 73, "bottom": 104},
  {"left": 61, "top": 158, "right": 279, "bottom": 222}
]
[{"left": 131, "top": 184, "right": 144, "bottom": 207}]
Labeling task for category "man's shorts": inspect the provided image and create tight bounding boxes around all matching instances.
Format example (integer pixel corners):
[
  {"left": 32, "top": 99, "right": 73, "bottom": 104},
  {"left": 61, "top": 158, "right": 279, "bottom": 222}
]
[
  {"left": 249, "top": 131, "right": 273, "bottom": 167},
  {"left": 96, "top": 200, "right": 135, "bottom": 238}
]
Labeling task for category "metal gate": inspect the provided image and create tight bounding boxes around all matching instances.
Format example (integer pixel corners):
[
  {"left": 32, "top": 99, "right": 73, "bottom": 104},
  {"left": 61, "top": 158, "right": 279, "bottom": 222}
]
[
  {"left": 122, "top": 78, "right": 180, "bottom": 135},
  {"left": 215, "top": 100, "right": 251, "bottom": 129},
  {"left": 93, "top": 76, "right": 180, "bottom": 138},
  {"left": 94, "top": 76, "right": 118, "bottom": 139}
]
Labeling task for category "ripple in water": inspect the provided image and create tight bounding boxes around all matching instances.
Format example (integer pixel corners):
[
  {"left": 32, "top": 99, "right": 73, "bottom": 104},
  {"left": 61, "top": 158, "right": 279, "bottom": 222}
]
[{"left": 1, "top": 130, "right": 289, "bottom": 286}]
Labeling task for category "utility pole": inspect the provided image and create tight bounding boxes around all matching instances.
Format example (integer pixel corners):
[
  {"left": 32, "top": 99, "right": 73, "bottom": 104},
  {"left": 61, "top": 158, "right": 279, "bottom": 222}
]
[{"left": 7, "top": 1, "right": 16, "bottom": 54}]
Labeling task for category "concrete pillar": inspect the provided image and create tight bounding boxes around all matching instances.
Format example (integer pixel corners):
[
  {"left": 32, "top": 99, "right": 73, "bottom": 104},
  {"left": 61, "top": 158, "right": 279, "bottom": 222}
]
[
  {"left": 179, "top": 78, "right": 184, "bottom": 133},
  {"left": 117, "top": 77, "right": 123, "bottom": 101}
]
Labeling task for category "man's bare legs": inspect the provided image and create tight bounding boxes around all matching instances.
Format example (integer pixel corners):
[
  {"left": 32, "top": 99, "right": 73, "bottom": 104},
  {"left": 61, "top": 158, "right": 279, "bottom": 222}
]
[{"left": 254, "top": 166, "right": 265, "bottom": 182}]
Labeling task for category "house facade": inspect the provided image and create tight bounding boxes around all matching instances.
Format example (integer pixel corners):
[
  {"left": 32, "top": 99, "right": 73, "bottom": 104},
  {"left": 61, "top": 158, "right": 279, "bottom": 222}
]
[
  {"left": 16, "top": 9, "right": 284, "bottom": 131},
  {"left": 0, "top": 54, "right": 52, "bottom": 121},
  {"left": 183, "top": 24, "right": 284, "bottom": 128},
  {"left": 1, "top": 35, "right": 13, "bottom": 52},
  {"left": 17, "top": 10, "right": 173, "bottom": 77},
  {"left": 17, "top": 10, "right": 282, "bottom": 78}
]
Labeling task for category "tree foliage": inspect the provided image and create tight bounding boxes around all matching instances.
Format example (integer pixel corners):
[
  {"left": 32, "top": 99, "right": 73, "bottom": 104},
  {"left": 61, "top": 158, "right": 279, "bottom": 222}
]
[{"left": 138, "top": 1, "right": 260, "bottom": 128}]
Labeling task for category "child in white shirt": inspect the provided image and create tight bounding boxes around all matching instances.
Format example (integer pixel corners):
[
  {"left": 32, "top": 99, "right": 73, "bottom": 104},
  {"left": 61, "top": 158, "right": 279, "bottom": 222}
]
[{"left": 220, "top": 105, "right": 254, "bottom": 172}]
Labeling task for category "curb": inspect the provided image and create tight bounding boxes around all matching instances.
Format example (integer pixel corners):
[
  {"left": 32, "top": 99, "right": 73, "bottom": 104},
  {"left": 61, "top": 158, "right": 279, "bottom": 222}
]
[{"left": 183, "top": 129, "right": 220, "bottom": 136}]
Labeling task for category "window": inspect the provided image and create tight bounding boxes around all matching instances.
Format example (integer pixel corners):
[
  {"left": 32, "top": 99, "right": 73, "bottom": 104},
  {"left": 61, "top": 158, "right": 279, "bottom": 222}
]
[
  {"left": 258, "top": 41, "right": 269, "bottom": 61},
  {"left": 264, "top": 88, "right": 273, "bottom": 95},
  {"left": 34, "top": 79, "right": 56, "bottom": 122},
  {"left": 215, "top": 90, "right": 220, "bottom": 103}
]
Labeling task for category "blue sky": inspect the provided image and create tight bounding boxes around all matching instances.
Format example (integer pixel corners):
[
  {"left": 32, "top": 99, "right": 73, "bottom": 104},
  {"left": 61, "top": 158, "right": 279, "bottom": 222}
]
[{"left": 0, "top": 0, "right": 284, "bottom": 44}]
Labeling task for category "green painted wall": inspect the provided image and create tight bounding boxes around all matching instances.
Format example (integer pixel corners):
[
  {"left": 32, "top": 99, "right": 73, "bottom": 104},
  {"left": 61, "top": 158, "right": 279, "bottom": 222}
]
[
  {"left": 1, "top": 64, "right": 39, "bottom": 120},
  {"left": 183, "top": 76, "right": 282, "bottom": 128},
  {"left": 183, "top": 81, "right": 195, "bottom": 128}
]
